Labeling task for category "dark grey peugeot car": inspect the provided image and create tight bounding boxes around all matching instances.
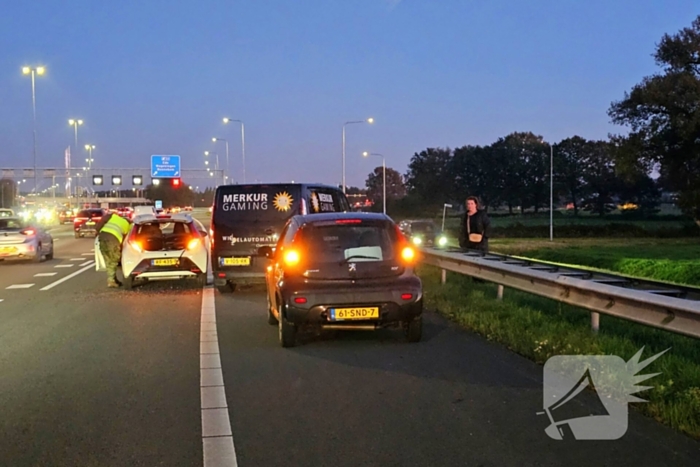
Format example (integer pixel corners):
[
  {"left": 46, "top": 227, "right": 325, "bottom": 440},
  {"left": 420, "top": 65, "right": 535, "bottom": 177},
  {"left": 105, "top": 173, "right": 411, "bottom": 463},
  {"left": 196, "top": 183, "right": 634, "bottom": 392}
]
[{"left": 259, "top": 212, "right": 423, "bottom": 347}]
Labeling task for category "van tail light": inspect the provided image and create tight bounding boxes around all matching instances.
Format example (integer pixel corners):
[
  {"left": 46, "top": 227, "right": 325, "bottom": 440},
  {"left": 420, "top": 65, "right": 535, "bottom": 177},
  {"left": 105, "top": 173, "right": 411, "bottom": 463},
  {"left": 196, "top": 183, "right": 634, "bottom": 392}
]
[
  {"left": 300, "top": 198, "right": 307, "bottom": 215},
  {"left": 20, "top": 229, "right": 36, "bottom": 236},
  {"left": 283, "top": 249, "right": 300, "bottom": 266},
  {"left": 187, "top": 238, "right": 200, "bottom": 250}
]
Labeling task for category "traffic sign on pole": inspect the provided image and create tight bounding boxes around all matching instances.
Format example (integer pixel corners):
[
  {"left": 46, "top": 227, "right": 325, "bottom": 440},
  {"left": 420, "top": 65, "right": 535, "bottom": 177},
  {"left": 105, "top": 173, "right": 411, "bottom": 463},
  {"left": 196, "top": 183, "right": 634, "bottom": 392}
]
[{"left": 151, "top": 155, "right": 181, "bottom": 178}]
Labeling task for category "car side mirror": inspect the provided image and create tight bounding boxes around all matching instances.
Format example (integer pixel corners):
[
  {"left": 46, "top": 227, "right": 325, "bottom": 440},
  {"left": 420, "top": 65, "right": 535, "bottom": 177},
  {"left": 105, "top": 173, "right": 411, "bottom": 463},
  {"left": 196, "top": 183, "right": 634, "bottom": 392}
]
[{"left": 258, "top": 246, "right": 273, "bottom": 258}]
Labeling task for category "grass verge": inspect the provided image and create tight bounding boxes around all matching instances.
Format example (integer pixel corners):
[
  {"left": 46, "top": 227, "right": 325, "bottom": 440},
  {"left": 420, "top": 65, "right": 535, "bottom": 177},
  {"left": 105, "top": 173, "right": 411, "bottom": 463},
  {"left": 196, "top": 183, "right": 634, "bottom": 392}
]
[{"left": 417, "top": 264, "right": 700, "bottom": 439}]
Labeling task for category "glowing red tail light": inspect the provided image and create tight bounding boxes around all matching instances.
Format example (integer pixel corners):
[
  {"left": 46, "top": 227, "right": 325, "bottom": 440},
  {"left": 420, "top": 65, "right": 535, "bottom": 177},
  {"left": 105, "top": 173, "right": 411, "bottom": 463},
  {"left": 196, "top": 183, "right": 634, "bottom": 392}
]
[
  {"left": 294, "top": 297, "right": 307, "bottom": 304},
  {"left": 20, "top": 229, "right": 35, "bottom": 236},
  {"left": 401, "top": 293, "right": 413, "bottom": 300}
]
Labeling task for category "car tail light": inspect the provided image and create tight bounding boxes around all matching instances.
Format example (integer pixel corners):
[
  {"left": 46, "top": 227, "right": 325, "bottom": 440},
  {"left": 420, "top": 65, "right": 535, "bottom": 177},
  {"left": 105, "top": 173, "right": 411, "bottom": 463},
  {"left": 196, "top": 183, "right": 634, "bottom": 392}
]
[
  {"left": 401, "top": 246, "right": 415, "bottom": 262},
  {"left": 20, "top": 229, "right": 35, "bottom": 236},
  {"left": 401, "top": 293, "right": 413, "bottom": 300},
  {"left": 217, "top": 272, "right": 226, "bottom": 278},
  {"left": 335, "top": 219, "right": 362, "bottom": 224},
  {"left": 74, "top": 217, "right": 86, "bottom": 223},
  {"left": 129, "top": 239, "right": 143, "bottom": 253},
  {"left": 294, "top": 297, "right": 307, "bottom": 304},
  {"left": 187, "top": 238, "right": 200, "bottom": 250},
  {"left": 283, "top": 250, "right": 300, "bottom": 266}
]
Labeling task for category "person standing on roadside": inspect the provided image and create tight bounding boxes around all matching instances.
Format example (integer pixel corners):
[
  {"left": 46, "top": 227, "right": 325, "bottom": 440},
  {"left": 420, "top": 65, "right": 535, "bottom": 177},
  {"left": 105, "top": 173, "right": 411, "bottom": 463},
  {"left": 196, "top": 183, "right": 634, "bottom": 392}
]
[
  {"left": 94, "top": 210, "right": 131, "bottom": 288},
  {"left": 458, "top": 196, "right": 491, "bottom": 253}
]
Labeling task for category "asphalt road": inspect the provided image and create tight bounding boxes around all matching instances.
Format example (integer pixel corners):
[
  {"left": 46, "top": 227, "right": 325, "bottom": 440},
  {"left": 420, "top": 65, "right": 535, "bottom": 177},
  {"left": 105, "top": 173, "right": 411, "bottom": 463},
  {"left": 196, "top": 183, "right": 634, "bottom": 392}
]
[{"left": 0, "top": 223, "right": 698, "bottom": 466}]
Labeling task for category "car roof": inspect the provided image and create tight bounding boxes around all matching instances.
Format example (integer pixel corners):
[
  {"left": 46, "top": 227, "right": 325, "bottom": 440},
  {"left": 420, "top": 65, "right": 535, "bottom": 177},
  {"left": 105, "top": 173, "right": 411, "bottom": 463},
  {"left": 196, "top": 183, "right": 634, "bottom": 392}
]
[{"left": 295, "top": 211, "right": 391, "bottom": 224}]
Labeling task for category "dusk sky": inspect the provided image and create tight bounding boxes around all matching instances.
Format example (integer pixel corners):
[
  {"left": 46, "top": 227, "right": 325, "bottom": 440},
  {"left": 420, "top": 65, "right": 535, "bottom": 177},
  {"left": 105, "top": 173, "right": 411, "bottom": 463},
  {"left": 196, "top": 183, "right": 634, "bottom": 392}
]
[{"left": 1, "top": 0, "right": 697, "bottom": 191}]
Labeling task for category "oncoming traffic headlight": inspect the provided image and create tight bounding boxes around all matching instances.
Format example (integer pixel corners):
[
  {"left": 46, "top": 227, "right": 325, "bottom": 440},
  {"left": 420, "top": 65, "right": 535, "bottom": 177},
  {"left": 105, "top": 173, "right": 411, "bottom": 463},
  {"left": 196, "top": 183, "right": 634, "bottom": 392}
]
[
  {"left": 411, "top": 236, "right": 422, "bottom": 245},
  {"left": 401, "top": 246, "right": 415, "bottom": 262},
  {"left": 438, "top": 236, "right": 448, "bottom": 247},
  {"left": 283, "top": 250, "right": 300, "bottom": 266}
]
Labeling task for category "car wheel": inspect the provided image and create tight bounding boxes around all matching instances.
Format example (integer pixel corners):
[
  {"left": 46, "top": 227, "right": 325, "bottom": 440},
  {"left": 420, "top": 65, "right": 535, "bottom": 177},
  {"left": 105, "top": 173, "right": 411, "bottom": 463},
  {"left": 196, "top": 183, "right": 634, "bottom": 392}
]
[
  {"left": 216, "top": 282, "right": 235, "bottom": 294},
  {"left": 196, "top": 273, "right": 207, "bottom": 287},
  {"left": 123, "top": 275, "right": 134, "bottom": 290},
  {"left": 405, "top": 316, "right": 422, "bottom": 343},
  {"left": 33, "top": 244, "right": 43, "bottom": 263},
  {"left": 46, "top": 243, "right": 54, "bottom": 260},
  {"left": 267, "top": 294, "right": 278, "bottom": 325},
  {"left": 278, "top": 304, "right": 296, "bottom": 348},
  {"left": 74, "top": 232, "right": 80, "bottom": 239}
]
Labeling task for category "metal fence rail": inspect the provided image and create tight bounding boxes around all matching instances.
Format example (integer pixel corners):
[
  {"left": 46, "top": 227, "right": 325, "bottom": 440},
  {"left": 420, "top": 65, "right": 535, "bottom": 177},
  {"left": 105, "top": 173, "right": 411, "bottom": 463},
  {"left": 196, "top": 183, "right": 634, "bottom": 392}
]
[{"left": 420, "top": 247, "right": 700, "bottom": 339}]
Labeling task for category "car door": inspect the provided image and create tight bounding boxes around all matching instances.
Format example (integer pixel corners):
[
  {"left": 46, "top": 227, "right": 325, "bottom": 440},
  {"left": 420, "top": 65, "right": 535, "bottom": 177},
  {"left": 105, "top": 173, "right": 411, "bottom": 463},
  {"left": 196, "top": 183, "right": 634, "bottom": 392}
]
[{"left": 267, "top": 220, "right": 295, "bottom": 314}]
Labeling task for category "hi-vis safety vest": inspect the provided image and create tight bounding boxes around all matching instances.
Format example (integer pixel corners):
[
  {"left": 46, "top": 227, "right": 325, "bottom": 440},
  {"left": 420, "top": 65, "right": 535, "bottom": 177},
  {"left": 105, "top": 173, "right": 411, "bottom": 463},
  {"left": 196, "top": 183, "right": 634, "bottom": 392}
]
[{"left": 100, "top": 214, "right": 130, "bottom": 243}]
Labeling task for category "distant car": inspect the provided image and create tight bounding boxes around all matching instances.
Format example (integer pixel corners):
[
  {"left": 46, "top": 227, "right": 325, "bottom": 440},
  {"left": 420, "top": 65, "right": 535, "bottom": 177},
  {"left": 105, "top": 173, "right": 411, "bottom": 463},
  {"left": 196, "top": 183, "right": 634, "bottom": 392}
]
[
  {"left": 169, "top": 206, "right": 182, "bottom": 214},
  {"left": 260, "top": 212, "right": 423, "bottom": 347},
  {"left": 183, "top": 206, "right": 193, "bottom": 212},
  {"left": 97, "top": 212, "right": 209, "bottom": 289},
  {"left": 0, "top": 209, "right": 14, "bottom": 218},
  {"left": 398, "top": 219, "right": 448, "bottom": 248},
  {"left": 116, "top": 207, "right": 134, "bottom": 220},
  {"left": 58, "top": 209, "right": 75, "bottom": 224},
  {"left": 0, "top": 217, "right": 54, "bottom": 262},
  {"left": 73, "top": 208, "right": 107, "bottom": 238}
]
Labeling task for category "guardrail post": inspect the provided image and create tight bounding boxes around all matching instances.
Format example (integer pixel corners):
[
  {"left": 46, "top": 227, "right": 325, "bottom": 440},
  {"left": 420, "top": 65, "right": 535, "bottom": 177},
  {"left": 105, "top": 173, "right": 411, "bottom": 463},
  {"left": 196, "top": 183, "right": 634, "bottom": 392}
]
[
  {"left": 497, "top": 284, "right": 504, "bottom": 300},
  {"left": 591, "top": 312, "right": 600, "bottom": 333},
  {"left": 441, "top": 269, "right": 447, "bottom": 284}
]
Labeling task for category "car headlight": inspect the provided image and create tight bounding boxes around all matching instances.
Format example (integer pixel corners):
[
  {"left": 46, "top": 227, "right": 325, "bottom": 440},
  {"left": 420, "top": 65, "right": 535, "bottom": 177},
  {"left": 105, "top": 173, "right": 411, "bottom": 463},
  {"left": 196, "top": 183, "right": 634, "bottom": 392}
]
[
  {"left": 412, "top": 236, "right": 422, "bottom": 245},
  {"left": 438, "top": 236, "right": 448, "bottom": 247}
]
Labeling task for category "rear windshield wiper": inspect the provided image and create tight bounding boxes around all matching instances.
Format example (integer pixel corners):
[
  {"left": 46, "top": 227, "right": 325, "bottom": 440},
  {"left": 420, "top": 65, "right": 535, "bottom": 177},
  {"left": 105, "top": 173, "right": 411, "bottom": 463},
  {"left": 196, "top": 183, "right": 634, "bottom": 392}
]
[{"left": 340, "top": 255, "right": 381, "bottom": 264}]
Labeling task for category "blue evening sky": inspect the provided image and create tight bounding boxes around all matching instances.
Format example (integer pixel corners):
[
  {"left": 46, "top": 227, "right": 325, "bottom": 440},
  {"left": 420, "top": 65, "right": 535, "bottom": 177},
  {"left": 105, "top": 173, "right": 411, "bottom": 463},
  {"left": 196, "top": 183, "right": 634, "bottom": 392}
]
[{"left": 0, "top": 0, "right": 697, "bottom": 190}]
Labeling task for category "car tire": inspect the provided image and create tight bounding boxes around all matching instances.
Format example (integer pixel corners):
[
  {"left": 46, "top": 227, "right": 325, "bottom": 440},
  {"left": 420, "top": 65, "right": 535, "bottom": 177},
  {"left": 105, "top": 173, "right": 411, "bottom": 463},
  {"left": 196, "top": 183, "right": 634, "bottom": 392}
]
[
  {"left": 123, "top": 275, "right": 134, "bottom": 290},
  {"left": 405, "top": 316, "right": 422, "bottom": 343},
  {"left": 267, "top": 294, "right": 278, "bottom": 325},
  {"left": 217, "top": 282, "right": 235, "bottom": 294},
  {"left": 74, "top": 232, "right": 80, "bottom": 239},
  {"left": 278, "top": 304, "right": 296, "bottom": 348},
  {"left": 196, "top": 273, "right": 207, "bottom": 287},
  {"left": 46, "top": 243, "right": 54, "bottom": 260},
  {"left": 33, "top": 244, "right": 43, "bottom": 263}
]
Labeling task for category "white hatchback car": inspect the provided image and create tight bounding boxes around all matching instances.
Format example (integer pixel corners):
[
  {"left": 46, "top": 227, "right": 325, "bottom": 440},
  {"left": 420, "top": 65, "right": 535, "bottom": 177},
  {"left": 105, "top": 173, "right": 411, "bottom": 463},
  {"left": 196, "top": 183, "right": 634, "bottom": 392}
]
[{"left": 96, "top": 212, "right": 210, "bottom": 289}]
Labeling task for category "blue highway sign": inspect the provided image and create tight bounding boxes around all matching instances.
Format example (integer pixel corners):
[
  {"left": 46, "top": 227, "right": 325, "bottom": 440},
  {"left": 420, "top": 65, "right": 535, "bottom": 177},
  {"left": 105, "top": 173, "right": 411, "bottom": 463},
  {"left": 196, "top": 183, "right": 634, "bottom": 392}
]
[{"left": 151, "top": 155, "right": 181, "bottom": 178}]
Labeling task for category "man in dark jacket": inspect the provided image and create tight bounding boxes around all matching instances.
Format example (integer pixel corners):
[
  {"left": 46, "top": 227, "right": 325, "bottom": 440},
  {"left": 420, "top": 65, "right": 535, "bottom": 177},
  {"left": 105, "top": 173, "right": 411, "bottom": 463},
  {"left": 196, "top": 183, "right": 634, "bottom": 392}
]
[{"left": 458, "top": 196, "right": 491, "bottom": 254}]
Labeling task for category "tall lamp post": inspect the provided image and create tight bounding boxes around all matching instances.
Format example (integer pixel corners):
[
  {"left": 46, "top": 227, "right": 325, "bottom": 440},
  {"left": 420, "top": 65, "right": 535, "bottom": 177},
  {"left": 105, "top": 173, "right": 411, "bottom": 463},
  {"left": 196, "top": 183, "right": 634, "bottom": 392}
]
[
  {"left": 85, "top": 144, "right": 95, "bottom": 197},
  {"left": 362, "top": 151, "right": 386, "bottom": 214},
  {"left": 548, "top": 142, "right": 554, "bottom": 242},
  {"left": 212, "top": 137, "right": 229, "bottom": 184},
  {"left": 22, "top": 65, "right": 45, "bottom": 194},
  {"left": 69, "top": 118, "right": 84, "bottom": 158},
  {"left": 342, "top": 117, "right": 374, "bottom": 193},
  {"left": 223, "top": 117, "right": 245, "bottom": 183}
]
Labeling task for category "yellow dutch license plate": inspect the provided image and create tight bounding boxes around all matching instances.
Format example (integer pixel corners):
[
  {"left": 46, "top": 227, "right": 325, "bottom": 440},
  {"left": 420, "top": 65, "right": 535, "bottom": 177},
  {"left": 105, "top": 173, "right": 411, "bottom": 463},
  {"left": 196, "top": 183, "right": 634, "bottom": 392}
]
[
  {"left": 330, "top": 307, "right": 380, "bottom": 321},
  {"left": 223, "top": 257, "right": 251, "bottom": 266},
  {"left": 86, "top": 221, "right": 95, "bottom": 225},
  {"left": 0, "top": 246, "right": 16, "bottom": 254},
  {"left": 152, "top": 258, "right": 178, "bottom": 266}
]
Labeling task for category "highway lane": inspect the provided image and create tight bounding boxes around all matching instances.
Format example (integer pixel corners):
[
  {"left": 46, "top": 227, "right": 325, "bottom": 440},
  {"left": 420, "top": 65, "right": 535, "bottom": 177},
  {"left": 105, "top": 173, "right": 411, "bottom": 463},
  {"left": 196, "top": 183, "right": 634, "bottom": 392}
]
[{"left": 0, "top": 222, "right": 698, "bottom": 466}]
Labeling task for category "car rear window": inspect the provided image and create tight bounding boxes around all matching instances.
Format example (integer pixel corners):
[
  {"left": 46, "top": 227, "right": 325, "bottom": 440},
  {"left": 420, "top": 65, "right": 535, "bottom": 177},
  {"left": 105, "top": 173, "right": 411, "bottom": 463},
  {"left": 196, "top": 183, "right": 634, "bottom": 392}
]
[
  {"left": 0, "top": 219, "right": 24, "bottom": 230},
  {"left": 297, "top": 221, "right": 398, "bottom": 263},
  {"left": 77, "top": 209, "right": 103, "bottom": 217}
]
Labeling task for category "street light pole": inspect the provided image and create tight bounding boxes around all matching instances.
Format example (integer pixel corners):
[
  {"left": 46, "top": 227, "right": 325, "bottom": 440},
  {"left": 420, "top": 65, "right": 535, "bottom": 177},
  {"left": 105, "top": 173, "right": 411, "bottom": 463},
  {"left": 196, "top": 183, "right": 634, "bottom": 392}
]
[
  {"left": 212, "top": 138, "right": 230, "bottom": 184},
  {"left": 342, "top": 118, "right": 374, "bottom": 194},
  {"left": 23, "top": 66, "right": 45, "bottom": 194},
  {"left": 362, "top": 152, "right": 386, "bottom": 214},
  {"left": 549, "top": 143, "right": 554, "bottom": 242},
  {"left": 223, "top": 118, "right": 246, "bottom": 183}
]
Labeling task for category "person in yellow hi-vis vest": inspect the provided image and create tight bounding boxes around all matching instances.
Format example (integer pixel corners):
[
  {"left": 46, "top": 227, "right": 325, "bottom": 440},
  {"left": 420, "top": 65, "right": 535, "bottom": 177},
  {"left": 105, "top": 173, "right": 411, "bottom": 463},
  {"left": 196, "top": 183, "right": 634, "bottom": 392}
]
[{"left": 94, "top": 212, "right": 132, "bottom": 287}]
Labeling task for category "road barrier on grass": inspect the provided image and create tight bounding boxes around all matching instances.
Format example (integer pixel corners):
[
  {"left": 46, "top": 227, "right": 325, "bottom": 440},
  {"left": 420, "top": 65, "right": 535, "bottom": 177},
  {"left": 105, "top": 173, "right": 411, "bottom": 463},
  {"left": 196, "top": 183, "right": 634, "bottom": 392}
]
[{"left": 420, "top": 247, "right": 700, "bottom": 339}]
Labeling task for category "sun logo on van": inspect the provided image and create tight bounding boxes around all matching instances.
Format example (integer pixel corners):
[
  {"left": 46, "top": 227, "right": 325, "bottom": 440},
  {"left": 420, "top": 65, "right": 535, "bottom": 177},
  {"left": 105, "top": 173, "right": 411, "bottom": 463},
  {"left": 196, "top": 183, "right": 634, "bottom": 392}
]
[
  {"left": 310, "top": 192, "right": 320, "bottom": 213},
  {"left": 273, "top": 192, "right": 294, "bottom": 211}
]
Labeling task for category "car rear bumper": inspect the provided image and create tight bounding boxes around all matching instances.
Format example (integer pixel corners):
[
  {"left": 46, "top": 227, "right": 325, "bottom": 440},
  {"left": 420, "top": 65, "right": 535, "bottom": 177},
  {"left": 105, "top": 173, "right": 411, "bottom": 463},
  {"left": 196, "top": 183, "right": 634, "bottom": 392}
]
[
  {"left": 0, "top": 242, "right": 39, "bottom": 260},
  {"left": 281, "top": 280, "right": 423, "bottom": 327},
  {"left": 125, "top": 257, "right": 205, "bottom": 279}
]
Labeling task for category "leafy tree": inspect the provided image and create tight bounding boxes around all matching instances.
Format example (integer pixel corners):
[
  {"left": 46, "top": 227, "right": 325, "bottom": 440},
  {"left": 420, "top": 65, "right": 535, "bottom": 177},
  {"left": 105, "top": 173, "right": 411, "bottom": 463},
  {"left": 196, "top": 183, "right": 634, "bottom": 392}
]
[
  {"left": 365, "top": 167, "right": 406, "bottom": 207},
  {"left": 554, "top": 136, "right": 592, "bottom": 216},
  {"left": 616, "top": 172, "right": 661, "bottom": 216},
  {"left": 346, "top": 186, "right": 367, "bottom": 195},
  {"left": 403, "top": 148, "right": 453, "bottom": 206},
  {"left": 0, "top": 178, "right": 16, "bottom": 208},
  {"left": 608, "top": 15, "right": 700, "bottom": 222},
  {"left": 449, "top": 145, "right": 502, "bottom": 210},
  {"left": 579, "top": 141, "right": 619, "bottom": 216}
]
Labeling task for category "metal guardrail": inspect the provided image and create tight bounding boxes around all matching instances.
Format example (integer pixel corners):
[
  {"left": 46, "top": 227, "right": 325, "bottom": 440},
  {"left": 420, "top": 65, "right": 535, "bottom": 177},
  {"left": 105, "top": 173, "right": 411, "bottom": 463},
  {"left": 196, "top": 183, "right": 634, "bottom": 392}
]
[{"left": 420, "top": 247, "right": 700, "bottom": 339}]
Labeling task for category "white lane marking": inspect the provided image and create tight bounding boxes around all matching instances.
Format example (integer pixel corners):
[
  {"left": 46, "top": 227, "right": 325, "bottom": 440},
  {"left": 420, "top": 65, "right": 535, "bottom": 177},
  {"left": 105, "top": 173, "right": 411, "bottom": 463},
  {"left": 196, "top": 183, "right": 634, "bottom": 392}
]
[
  {"left": 200, "top": 287, "right": 237, "bottom": 467},
  {"left": 0, "top": 299, "right": 3, "bottom": 302},
  {"left": 81, "top": 253, "right": 93, "bottom": 256},
  {"left": 70, "top": 258, "right": 85, "bottom": 261},
  {"left": 41, "top": 262, "right": 94, "bottom": 291},
  {"left": 55, "top": 264, "right": 75, "bottom": 268},
  {"left": 6, "top": 284, "right": 35, "bottom": 289},
  {"left": 35, "top": 272, "right": 58, "bottom": 277},
  {"left": 80, "top": 261, "right": 92, "bottom": 267}
]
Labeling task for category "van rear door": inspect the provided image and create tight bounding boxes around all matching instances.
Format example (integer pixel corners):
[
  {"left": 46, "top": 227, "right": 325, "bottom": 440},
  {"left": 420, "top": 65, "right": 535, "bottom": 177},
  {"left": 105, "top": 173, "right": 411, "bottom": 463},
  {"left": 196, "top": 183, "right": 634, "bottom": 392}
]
[{"left": 212, "top": 184, "right": 302, "bottom": 271}]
